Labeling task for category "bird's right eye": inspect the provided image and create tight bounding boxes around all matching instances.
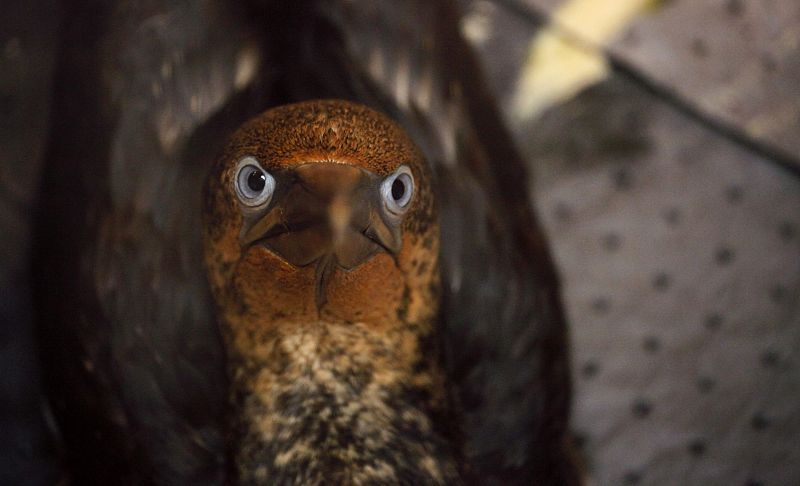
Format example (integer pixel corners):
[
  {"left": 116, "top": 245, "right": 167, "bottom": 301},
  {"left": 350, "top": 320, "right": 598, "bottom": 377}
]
[
  {"left": 379, "top": 165, "right": 414, "bottom": 218},
  {"left": 234, "top": 156, "right": 275, "bottom": 207}
]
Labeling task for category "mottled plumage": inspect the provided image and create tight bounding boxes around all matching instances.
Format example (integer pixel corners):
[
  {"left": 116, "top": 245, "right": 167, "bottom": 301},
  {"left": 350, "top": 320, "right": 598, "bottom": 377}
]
[
  {"left": 203, "top": 100, "right": 459, "bottom": 483},
  {"left": 32, "top": 0, "right": 578, "bottom": 484}
]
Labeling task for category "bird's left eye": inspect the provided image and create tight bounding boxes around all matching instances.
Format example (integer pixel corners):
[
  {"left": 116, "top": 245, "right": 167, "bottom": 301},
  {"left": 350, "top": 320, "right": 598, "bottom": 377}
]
[
  {"left": 234, "top": 156, "right": 275, "bottom": 207},
  {"left": 380, "top": 165, "right": 414, "bottom": 217}
]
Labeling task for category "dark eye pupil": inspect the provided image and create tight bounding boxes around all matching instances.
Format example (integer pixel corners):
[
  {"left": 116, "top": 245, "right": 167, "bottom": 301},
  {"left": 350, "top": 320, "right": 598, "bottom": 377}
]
[
  {"left": 391, "top": 178, "right": 405, "bottom": 201},
  {"left": 247, "top": 169, "right": 266, "bottom": 192}
]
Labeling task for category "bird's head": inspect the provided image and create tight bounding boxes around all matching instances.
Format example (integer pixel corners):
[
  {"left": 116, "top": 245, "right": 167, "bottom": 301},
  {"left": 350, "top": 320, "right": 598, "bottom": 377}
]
[{"left": 202, "top": 100, "right": 439, "bottom": 332}]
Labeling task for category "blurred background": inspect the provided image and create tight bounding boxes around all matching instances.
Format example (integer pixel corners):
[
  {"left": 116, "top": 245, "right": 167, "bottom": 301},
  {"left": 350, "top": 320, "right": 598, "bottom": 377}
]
[
  {"left": 463, "top": 1, "right": 800, "bottom": 484},
  {"left": 1, "top": 0, "right": 798, "bottom": 484}
]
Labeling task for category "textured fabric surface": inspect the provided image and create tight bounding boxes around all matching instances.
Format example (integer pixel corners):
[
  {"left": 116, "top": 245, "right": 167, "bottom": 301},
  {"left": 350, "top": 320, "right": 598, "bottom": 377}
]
[
  {"left": 522, "top": 0, "right": 800, "bottom": 163},
  {"left": 462, "top": 1, "right": 800, "bottom": 484},
  {"left": 531, "top": 76, "right": 800, "bottom": 486}
]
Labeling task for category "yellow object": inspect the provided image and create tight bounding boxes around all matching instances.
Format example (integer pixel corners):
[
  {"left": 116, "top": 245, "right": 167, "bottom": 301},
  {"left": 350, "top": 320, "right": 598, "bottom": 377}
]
[{"left": 512, "top": 0, "right": 650, "bottom": 121}]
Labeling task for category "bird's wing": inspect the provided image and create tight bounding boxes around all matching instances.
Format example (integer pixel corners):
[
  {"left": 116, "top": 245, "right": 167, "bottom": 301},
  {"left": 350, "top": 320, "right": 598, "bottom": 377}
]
[
  {"left": 264, "top": 0, "right": 579, "bottom": 482},
  {"left": 34, "top": 1, "right": 275, "bottom": 483}
]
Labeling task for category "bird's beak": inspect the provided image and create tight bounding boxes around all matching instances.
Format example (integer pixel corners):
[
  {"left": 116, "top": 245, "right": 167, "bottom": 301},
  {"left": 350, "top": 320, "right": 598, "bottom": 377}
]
[{"left": 240, "top": 163, "right": 402, "bottom": 305}]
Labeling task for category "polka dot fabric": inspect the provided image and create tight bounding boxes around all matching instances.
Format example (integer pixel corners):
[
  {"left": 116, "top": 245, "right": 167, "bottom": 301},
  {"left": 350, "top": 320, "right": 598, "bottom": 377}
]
[
  {"left": 459, "top": 2, "right": 800, "bottom": 482},
  {"left": 530, "top": 79, "right": 800, "bottom": 485}
]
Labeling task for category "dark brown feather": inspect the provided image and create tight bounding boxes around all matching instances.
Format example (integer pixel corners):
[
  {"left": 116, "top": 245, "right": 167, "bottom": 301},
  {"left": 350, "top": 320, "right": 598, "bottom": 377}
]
[{"left": 33, "top": 0, "right": 578, "bottom": 483}]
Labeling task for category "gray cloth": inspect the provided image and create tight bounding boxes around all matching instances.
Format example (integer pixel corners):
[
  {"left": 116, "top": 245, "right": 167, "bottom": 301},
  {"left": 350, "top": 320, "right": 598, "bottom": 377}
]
[
  {"left": 532, "top": 76, "right": 800, "bottom": 486},
  {"left": 462, "top": 0, "right": 800, "bottom": 484}
]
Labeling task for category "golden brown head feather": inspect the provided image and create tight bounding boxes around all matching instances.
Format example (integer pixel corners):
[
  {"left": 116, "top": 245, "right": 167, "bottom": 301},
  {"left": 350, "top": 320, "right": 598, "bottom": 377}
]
[
  {"left": 202, "top": 99, "right": 460, "bottom": 484},
  {"left": 204, "top": 100, "right": 438, "bottom": 324}
]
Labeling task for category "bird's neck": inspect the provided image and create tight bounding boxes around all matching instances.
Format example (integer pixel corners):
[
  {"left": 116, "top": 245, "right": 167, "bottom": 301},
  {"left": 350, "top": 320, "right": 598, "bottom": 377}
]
[{"left": 225, "top": 320, "right": 461, "bottom": 484}]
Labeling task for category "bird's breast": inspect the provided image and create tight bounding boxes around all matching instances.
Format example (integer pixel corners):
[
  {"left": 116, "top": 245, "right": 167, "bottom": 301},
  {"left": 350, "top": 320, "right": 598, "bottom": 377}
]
[{"left": 228, "top": 321, "right": 459, "bottom": 484}]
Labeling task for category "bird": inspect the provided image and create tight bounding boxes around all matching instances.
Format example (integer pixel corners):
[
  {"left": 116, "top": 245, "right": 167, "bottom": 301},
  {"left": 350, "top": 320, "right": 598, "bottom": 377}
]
[
  {"left": 202, "top": 99, "right": 459, "bottom": 484},
  {"left": 30, "top": 0, "right": 579, "bottom": 484}
]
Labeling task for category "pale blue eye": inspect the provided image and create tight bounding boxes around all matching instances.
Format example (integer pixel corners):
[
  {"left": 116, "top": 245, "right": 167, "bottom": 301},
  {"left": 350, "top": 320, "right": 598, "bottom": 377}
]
[
  {"left": 234, "top": 156, "right": 275, "bottom": 207},
  {"left": 380, "top": 165, "right": 414, "bottom": 216}
]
